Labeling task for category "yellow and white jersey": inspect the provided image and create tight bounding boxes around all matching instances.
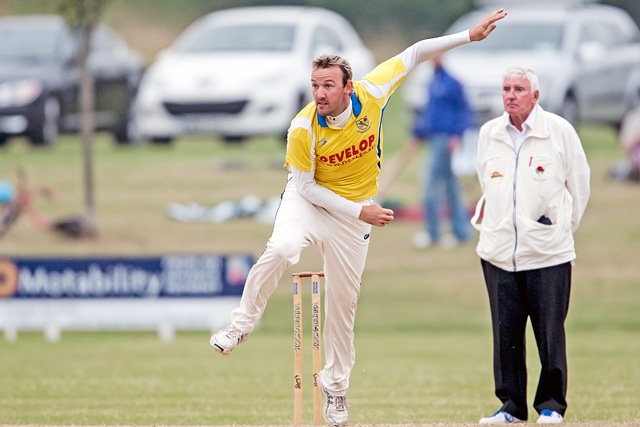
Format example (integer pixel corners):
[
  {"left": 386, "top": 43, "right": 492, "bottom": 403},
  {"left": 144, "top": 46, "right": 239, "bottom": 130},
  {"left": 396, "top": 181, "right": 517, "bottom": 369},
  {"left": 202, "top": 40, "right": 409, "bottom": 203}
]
[
  {"left": 285, "top": 57, "right": 408, "bottom": 202},
  {"left": 285, "top": 30, "right": 470, "bottom": 202}
]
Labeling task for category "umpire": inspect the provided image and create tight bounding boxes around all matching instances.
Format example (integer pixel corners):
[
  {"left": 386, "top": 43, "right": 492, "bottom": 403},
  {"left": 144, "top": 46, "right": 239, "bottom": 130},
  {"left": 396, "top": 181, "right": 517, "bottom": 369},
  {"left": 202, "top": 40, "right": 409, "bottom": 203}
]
[{"left": 472, "top": 66, "right": 590, "bottom": 424}]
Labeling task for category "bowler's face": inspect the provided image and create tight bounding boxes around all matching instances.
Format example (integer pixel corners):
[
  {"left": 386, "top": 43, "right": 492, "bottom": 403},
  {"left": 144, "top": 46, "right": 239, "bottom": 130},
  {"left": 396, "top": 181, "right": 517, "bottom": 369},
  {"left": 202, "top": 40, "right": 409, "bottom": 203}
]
[
  {"left": 311, "top": 66, "right": 352, "bottom": 117},
  {"left": 502, "top": 76, "right": 539, "bottom": 120}
]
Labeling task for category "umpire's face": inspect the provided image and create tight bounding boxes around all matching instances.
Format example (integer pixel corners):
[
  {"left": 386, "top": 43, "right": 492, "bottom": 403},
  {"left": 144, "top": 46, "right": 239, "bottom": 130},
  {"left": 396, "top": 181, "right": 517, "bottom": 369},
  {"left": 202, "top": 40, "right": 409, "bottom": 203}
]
[
  {"left": 311, "top": 66, "right": 353, "bottom": 118},
  {"left": 503, "top": 75, "right": 539, "bottom": 125}
]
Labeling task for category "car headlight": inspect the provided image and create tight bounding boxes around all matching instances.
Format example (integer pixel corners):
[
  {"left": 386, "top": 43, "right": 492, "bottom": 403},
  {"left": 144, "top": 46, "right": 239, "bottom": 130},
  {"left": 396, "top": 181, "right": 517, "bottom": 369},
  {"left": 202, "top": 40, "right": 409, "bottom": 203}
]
[{"left": 0, "top": 79, "right": 44, "bottom": 108}]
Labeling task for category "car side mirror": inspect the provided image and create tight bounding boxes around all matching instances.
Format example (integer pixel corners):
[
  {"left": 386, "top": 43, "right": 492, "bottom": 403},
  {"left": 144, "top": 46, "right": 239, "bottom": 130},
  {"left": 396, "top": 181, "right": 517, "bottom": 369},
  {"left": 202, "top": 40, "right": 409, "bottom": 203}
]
[{"left": 577, "top": 41, "right": 606, "bottom": 64}]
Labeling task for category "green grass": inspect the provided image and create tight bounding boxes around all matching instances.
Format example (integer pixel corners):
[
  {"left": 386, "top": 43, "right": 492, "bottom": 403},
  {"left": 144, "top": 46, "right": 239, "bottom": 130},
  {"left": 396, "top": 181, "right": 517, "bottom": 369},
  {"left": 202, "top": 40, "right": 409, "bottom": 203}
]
[
  {"left": 1, "top": 328, "right": 639, "bottom": 424},
  {"left": 1, "top": 97, "right": 640, "bottom": 424}
]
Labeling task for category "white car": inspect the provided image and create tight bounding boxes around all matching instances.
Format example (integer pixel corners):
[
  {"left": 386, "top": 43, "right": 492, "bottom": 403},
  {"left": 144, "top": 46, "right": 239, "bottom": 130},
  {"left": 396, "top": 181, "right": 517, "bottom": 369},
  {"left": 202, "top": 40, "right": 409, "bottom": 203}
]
[
  {"left": 403, "top": 2, "right": 640, "bottom": 129},
  {"left": 134, "top": 6, "right": 375, "bottom": 144}
]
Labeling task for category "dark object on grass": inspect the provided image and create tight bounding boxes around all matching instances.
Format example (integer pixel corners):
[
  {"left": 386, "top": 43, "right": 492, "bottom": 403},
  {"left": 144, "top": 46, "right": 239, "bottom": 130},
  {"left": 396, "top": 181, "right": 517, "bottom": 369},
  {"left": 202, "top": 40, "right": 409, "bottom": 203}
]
[{"left": 51, "top": 215, "right": 95, "bottom": 239}]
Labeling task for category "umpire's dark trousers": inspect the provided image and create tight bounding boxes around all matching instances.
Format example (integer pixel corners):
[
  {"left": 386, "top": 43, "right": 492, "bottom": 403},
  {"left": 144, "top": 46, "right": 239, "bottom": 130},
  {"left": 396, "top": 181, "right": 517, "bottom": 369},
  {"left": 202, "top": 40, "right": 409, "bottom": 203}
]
[{"left": 481, "top": 259, "right": 572, "bottom": 421}]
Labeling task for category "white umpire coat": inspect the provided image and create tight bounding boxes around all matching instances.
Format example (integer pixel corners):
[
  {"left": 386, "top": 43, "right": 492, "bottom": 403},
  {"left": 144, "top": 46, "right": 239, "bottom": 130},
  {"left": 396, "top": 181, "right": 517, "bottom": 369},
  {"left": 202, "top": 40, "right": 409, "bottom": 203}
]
[{"left": 471, "top": 104, "right": 591, "bottom": 272}]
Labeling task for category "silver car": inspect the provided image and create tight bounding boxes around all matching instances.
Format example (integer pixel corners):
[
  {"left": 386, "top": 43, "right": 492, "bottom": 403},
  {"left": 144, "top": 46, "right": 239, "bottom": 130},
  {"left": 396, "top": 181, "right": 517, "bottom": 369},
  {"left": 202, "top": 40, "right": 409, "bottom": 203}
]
[
  {"left": 133, "top": 6, "right": 375, "bottom": 144},
  {"left": 403, "top": 2, "right": 640, "bottom": 129}
]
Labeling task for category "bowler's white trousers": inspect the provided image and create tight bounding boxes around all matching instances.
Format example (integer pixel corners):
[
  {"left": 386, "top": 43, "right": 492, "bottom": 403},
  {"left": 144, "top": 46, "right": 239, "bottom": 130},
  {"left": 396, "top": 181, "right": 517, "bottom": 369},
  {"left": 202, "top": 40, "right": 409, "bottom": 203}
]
[{"left": 230, "top": 177, "right": 373, "bottom": 395}]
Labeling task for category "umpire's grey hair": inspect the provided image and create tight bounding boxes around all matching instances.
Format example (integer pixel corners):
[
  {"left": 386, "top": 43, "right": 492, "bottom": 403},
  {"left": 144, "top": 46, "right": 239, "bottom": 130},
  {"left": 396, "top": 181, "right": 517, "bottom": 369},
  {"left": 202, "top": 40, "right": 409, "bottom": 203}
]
[
  {"left": 312, "top": 54, "right": 353, "bottom": 87},
  {"left": 503, "top": 66, "right": 540, "bottom": 93}
]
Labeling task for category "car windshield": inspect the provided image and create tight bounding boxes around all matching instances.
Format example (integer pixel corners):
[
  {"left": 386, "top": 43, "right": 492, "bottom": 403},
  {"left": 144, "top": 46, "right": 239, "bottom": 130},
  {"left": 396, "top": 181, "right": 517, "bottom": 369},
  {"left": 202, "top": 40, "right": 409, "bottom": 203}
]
[
  {"left": 451, "top": 21, "right": 564, "bottom": 52},
  {"left": 0, "top": 26, "right": 60, "bottom": 62},
  {"left": 177, "top": 24, "right": 296, "bottom": 52}
]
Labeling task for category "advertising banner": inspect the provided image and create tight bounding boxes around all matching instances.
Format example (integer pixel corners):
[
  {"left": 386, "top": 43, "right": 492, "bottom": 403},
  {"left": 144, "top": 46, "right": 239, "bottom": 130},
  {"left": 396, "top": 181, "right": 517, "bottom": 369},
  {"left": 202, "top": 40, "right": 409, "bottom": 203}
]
[{"left": 0, "top": 254, "right": 252, "bottom": 341}]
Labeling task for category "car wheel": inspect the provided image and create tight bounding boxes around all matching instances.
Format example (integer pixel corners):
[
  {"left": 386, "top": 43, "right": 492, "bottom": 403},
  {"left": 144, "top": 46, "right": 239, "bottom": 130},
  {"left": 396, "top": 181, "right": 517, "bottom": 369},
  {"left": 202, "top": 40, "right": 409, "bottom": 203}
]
[
  {"left": 0, "top": 135, "right": 9, "bottom": 147},
  {"left": 150, "top": 137, "right": 174, "bottom": 145},
  {"left": 113, "top": 106, "right": 137, "bottom": 145},
  {"left": 559, "top": 94, "right": 579, "bottom": 127},
  {"left": 222, "top": 135, "right": 246, "bottom": 144},
  {"left": 29, "top": 96, "right": 60, "bottom": 146}
]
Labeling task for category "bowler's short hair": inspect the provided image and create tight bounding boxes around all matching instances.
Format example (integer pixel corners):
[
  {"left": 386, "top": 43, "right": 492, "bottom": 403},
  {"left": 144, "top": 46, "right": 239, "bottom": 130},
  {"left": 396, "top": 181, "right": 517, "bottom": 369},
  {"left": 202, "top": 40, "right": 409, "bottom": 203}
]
[
  {"left": 503, "top": 66, "right": 540, "bottom": 93},
  {"left": 312, "top": 54, "right": 353, "bottom": 87}
]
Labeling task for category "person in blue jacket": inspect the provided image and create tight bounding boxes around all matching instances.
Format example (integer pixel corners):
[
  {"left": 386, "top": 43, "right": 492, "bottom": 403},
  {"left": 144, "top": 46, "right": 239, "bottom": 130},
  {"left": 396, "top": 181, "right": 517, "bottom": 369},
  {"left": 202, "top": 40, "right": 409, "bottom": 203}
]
[{"left": 409, "top": 53, "right": 473, "bottom": 249}]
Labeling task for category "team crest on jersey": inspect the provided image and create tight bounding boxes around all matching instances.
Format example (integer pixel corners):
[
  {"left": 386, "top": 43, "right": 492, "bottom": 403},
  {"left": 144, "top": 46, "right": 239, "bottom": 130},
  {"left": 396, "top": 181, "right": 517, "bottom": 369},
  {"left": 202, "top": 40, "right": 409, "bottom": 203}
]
[
  {"left": 356, "top": 116, "right": 371, "bottom": 132},
  {"left": 318, "top": 138, "right": 328, "bottom": 147}
]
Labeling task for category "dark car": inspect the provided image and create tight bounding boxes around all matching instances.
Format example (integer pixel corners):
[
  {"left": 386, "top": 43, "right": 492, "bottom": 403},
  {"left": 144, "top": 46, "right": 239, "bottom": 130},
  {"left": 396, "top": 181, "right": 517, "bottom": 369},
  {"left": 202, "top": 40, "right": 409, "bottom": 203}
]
[{"left": 0, "top": 15, "right": 144, "bottom": 147}]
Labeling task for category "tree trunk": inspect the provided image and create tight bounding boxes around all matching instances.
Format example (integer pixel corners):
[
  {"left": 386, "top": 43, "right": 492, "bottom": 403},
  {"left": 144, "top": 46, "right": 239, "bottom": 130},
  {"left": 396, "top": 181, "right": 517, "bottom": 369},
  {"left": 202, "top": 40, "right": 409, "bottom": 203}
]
[{"left": 78, "top": 15, "right": 98, "bottom": 237}]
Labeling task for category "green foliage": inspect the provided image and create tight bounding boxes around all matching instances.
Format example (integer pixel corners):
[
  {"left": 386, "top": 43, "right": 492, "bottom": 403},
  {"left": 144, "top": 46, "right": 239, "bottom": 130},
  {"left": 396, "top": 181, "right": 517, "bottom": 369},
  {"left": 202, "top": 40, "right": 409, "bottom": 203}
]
[
  {"left": 306, "top": 0, "right": 475, "bottom": 39},
  {"left": 57, "top": 0, "right": 111, "bottom": 29},
  {"left": 601, "top": 0, "right": 640, "bottom": 25},
  {"left": 4, "top": 0, "right": 638, "bottom": 35},
  {"left": 3, "top": 0, "right": 639, "bottom": 67}
]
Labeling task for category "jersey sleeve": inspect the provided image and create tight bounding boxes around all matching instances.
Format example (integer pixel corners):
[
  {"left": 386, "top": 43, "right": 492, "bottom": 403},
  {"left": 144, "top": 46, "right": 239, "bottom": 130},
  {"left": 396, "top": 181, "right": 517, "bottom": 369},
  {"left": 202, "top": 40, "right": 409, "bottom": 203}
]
[
  {"left": 291, "top": 166, "right": 362, "bottom": 218},
  {"left": 285, "top": 115, "right": 315, "bottom": 172},
  {"left": 359, "top": 57, "right": 408, "bottom": 107},
  {"left": 358, "top": 31, "right": 470, "bottom": 108},
  {"left": 397, "top": 30, "right": 470, "bottom": 73}
]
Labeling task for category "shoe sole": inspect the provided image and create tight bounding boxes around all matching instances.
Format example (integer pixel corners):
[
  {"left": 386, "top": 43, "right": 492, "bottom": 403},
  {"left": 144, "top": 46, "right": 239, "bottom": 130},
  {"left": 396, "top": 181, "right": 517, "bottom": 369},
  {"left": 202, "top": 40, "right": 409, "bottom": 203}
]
[
  {"left": 210, "top": 336, "right": 232, "bottom": 355},
  {"left": 212, "top": 343, "right": 231, "bottom": 355},
  {"left": 323, "top": 411, "right": 348, "bottom": 426}
]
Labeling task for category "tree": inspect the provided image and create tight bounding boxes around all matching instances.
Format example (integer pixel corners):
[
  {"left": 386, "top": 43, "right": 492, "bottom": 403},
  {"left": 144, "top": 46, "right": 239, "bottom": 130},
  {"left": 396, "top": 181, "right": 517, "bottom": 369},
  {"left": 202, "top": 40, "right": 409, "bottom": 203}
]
[{"left": 58, "top": 0, "right": 111, "bottom": 238}]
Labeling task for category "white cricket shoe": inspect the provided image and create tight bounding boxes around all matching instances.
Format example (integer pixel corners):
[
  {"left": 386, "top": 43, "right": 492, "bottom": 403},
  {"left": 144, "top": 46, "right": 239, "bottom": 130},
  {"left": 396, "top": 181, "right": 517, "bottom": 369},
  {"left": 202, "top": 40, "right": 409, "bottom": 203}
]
[
  {"left": 537, "top": 410, "right": 563, "bottom": 424},
  {"left": 210, "top": 325, "right": 248, "bottom": 355},
  {"left": 479, "top": 410, "right": 525, "bottom": 424},
  {"left": 440, "top": 233, "right": 459, "bottom": 249},
  {"left": 412, "top": 231, "right": 433, "bottom": 249},
  {"left": 317, "top": 377, "right": 349, "bottom": 426}
]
